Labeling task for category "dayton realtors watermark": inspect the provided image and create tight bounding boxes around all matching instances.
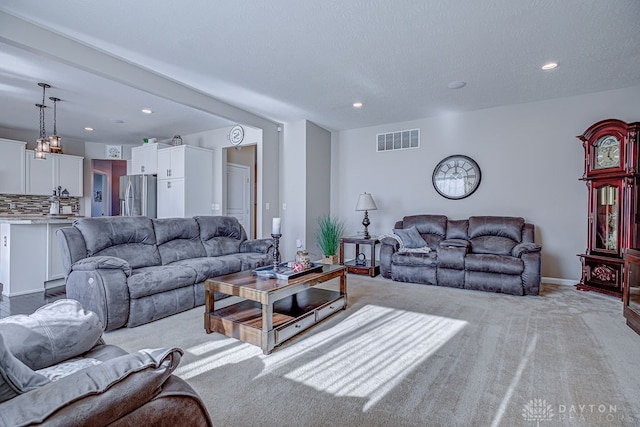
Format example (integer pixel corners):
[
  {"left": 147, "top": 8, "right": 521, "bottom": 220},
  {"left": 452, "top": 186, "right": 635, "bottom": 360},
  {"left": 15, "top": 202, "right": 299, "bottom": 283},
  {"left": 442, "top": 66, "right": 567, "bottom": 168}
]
[{"left": 522, "top": 398, "right": 630, "bottom": 425}]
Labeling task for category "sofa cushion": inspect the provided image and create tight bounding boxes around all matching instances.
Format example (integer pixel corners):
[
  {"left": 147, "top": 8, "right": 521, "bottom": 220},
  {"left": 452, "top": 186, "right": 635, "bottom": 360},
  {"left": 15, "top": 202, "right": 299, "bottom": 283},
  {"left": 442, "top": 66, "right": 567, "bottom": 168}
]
[
  {"left": 36, "top": 357, "right": 102, "bottom": 382},
  {"left": 393, "top": 226, "right": 427, "bottom": 248},
  {"left": 470, "top": 235, "right": 518, "bottom": 255},
  {"left": 0, "top": 333, "right": 50, "bottom": 403},
  {"left": 0, "top": 299, "right": 104, "bottom": 370},
  {"left": 195, "top": 216, "right": 245, "bottom": 257},
  {"left": 446, "top": 219, "right": 469, "bottom": 239},
  {"left": 74, "top": 217, "right": 161, "bottom": 269},
  {"left": 468, "top": 216, "right": 524, "bottom": 242},
  {"left": 465, "top": 253, "right": 524, "bottom": 275},
  {"left": 402, "top": 214, "right": 447, "bottom": 236},
  {"left": 391, "top": 251, "right": 437, "bottom": 267},
  {"left": 153, "top": 218, "right": 207, "bottom": 264},
  {"left": 170, "top": 257, "right": 238, "bottom": 283},
  {"left": 127, "top": 265, "right": 197, "bottom": 299}
]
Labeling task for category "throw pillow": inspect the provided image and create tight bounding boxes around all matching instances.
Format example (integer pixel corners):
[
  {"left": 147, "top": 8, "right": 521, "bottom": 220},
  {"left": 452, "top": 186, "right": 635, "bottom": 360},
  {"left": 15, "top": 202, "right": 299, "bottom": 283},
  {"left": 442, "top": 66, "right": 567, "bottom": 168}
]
[
  {"left": 0, "top": 333, "right": 50, "bottom": 403},
  {"left": 393, "top": 226, "right": 427, "bottom": 249},
  {"left": 0, "top": 299, "right": 104, "bottom": 370}
]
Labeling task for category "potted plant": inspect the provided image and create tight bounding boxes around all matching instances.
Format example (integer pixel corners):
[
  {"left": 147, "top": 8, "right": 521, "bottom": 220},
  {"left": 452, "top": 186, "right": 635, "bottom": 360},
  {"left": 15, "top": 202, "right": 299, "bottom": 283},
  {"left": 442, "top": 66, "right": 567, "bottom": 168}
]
[{"left": 315, "top": 215, "right": 345, "bottom": 264}]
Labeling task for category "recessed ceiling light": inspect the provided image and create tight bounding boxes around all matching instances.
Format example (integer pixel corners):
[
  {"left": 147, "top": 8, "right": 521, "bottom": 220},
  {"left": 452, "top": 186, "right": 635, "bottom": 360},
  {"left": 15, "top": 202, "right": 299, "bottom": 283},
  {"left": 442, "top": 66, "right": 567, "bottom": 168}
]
[
  {"left": 447, "top": 81, "right": 467, "bottom": 89},
  {"left": 541, "top": 62, "right": 558, "bottom": 71},
  {"left": 141, "top": 108, "right": 153, "bottom": 114},
  {"left": 84, "top": 127, "right": 94, "bottom": 131},
  {"left": 352, "top": 102, "right": 363, "bottom": 108}
]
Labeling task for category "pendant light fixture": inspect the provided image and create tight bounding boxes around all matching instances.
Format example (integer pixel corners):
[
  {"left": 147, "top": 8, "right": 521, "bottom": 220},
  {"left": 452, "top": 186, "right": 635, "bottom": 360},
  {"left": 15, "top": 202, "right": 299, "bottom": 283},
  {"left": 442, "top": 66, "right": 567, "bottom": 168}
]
[
  {"left": 34, "top": 82, "right": 51, "bottom": 160},
  {"left": 48, "top": 96, "right": 62, "bottom": 154}
]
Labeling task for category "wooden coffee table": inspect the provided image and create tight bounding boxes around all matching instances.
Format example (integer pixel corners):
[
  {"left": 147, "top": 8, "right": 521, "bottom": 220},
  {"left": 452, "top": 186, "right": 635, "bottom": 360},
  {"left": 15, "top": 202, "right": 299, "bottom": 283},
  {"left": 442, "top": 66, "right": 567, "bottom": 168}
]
[{"left": 204, "top": 264, "right": 347, "bottom": 354}]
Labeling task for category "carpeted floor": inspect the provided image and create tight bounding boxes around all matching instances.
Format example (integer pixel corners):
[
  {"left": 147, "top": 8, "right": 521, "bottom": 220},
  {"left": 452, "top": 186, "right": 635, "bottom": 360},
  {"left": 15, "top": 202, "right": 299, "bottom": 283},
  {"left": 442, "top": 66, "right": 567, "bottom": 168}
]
[{"left": 105, "top": 275, "right": 640, "bottom": 426}]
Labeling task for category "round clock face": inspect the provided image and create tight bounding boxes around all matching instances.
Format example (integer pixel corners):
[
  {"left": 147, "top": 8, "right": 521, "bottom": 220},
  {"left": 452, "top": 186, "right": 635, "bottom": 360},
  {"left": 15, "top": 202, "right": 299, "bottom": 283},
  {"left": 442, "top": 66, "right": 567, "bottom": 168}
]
[
  {"left": 432, "top": 155, "right": 481, "bottom": 199},
  {"left": 595, "top": 135, "right": 621, "bottom": 169},
  {"left": 229, "top": 125, "right": 244, "bottom": 145}
]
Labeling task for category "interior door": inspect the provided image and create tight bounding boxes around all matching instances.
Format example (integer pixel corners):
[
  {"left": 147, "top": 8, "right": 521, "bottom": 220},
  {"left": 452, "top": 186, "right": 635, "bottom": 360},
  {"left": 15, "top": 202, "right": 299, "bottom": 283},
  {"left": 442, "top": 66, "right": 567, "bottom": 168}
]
[{"left": 227, "top": 163, "right": 251, "bottom": 235}]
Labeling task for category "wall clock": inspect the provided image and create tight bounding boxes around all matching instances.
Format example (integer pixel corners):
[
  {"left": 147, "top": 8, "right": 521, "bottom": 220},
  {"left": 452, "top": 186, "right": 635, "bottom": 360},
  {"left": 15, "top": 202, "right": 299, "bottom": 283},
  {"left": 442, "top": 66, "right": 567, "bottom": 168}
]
[
  {"left": 229, "top": 125, "right": 245, "bottom": 145},
  {"left": 432, "top": 155, "right": 481, "bottom": 199}
]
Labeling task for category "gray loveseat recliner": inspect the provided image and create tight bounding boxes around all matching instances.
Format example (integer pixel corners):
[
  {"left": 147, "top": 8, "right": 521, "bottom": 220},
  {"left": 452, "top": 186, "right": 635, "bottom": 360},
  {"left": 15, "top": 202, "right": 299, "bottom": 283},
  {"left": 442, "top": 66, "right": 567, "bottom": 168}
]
[
  {"left": 380, "top": 215, "right": 541, "bottom": 295},
  {"left": 0, "top": 299, "right": 212, "bottom": 427},
  {"left": 57, "top": 215, "right": 273, "bottom": 331}
]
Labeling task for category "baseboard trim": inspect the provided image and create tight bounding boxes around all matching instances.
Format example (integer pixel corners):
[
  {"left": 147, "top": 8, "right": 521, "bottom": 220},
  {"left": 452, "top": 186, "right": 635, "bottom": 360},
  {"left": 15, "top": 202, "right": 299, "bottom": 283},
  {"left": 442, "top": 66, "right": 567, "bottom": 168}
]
[{"left": 542, "top": 277, "right": 577, "bottom": 287}]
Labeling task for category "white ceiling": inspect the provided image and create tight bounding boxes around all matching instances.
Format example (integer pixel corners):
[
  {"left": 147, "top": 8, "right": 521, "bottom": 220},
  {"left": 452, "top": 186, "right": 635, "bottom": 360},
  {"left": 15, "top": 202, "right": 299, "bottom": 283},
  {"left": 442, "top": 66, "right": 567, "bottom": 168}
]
[{"left": 0, "top": 1, "right": 639, "bottom": 147}]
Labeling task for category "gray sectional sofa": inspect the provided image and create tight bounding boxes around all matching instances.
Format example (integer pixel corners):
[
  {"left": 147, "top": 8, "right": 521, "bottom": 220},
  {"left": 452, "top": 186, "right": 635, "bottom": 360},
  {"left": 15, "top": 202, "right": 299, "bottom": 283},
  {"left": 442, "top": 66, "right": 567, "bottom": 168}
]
[
  {"left": 57, "top": 216, "right": 273, "bottom": 331},
  {"left": 380, "top": 215, "right": 541, "bottom": 295}
]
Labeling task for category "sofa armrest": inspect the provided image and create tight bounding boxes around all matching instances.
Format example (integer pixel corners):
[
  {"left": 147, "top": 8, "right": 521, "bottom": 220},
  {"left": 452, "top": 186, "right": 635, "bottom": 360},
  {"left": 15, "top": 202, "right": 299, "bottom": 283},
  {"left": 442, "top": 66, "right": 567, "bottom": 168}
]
[
  {"left": 71, "top": 255, "right": 132, "bottom": 277},
  {"left": 239, "top": 238, "right": 273, "bottom": 254},
  {"left": 512, "top": 242, "right": 541, "bottom": 258},
  {"left": 0, "top": 348, "right": 183, "bottom": 427},
  {"left": 66, "top": 267, "right": 131, "bottom": 331},
  {"left": 439, "top": 238, "right": 470, "bottom": 249},
  {"left": 380, "top": 234, "right": 401, "bottom": 251}
]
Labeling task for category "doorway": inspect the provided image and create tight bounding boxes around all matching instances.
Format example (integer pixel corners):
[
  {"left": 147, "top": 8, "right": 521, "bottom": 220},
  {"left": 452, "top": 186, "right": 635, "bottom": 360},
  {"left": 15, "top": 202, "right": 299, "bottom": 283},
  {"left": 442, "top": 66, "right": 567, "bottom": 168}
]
[
  {"left": 91, "top": 159, "right": 127, "bottom": 216},
  {"left": 225, "top": 145, "right": 257, "bottom": 238},
  {"left": 91, "top": 172, "right": 108, "bottom": 216}
]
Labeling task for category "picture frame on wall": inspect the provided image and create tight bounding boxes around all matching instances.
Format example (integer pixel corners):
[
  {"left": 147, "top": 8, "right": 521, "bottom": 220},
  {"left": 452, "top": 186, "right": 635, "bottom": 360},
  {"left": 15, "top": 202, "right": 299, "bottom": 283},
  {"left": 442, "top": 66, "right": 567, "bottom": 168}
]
[{"left": 105, "top": 145, "right": 123, "bottom": 159}]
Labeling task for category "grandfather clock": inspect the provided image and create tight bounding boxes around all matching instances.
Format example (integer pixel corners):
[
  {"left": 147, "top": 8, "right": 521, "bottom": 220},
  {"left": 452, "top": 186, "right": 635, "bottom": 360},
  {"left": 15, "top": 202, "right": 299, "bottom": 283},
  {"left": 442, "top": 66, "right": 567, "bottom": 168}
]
[{"left": 577, "top": 119, "right": 640, "bottom": 297}]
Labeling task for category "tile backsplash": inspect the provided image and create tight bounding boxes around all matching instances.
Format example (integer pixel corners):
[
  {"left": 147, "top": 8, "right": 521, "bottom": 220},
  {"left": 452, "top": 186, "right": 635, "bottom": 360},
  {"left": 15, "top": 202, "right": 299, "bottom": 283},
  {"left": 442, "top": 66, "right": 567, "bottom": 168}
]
[{"left": 0, "top": 194, "right": 80, "bottom": 215}]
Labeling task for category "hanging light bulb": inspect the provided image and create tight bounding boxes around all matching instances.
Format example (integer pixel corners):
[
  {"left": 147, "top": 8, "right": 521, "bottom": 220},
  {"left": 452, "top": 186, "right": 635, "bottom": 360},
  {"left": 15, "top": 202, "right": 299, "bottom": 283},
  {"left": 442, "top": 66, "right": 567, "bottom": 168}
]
[
  {"left": 34, "top": 82, "right": 51, "bottom": 160},
  {"left": 48, "top": 96, "right": 62, "bottom": 154}
]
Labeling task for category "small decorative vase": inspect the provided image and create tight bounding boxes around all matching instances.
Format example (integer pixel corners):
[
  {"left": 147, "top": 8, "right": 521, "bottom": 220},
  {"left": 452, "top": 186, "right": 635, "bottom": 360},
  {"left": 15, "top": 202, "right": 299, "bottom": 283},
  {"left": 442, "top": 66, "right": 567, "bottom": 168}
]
[
  {"left": 172, "top": 135, "right": 183, "bottom": 146},
  {"left": 296, "top": 250, "right": 311, "bottom": 269},
  {"left": 322, "top": 255, "right": 338, "bottom": 265}
]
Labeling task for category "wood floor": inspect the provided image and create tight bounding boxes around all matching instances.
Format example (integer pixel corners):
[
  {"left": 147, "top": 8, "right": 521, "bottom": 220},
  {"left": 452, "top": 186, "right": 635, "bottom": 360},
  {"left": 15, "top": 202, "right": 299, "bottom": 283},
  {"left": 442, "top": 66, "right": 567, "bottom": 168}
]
[{"left": 0, "top": 285, "right": 66, "bottom": 318}]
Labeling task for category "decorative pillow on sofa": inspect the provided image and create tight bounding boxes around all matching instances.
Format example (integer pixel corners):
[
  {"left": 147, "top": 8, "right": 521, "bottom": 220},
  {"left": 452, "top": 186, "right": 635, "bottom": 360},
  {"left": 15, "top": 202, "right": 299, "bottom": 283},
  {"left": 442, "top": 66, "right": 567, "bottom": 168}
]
[
  {"left": 0, "top": 299, "right": 103, "bottom": 370},
  {"left": 393, "top": 226, "right": 428, "bottom": 249},
  {"left": 0, "top": 333, "right": 50, "bottom": 403}
]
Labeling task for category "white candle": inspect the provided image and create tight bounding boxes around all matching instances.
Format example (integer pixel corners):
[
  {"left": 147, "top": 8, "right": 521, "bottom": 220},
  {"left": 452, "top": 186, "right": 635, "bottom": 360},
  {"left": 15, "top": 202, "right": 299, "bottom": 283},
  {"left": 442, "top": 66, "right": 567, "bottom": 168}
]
[{"left": 272, "top": 217, "right": 281, "bottom": 235}]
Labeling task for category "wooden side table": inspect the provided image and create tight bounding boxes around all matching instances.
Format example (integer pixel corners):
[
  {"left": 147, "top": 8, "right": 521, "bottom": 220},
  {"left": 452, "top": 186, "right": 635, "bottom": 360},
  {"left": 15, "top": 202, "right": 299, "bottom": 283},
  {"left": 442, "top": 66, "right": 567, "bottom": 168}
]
[{"left": 339, "top": 235, "right": 380, "bottom": 277}]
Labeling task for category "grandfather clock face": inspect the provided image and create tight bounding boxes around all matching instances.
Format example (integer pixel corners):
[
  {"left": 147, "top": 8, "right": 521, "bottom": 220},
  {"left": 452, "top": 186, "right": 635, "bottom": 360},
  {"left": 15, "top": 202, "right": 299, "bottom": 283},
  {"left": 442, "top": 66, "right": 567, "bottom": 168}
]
[{"left": 594, "top": 135, "right": 621, "bottom": 170}]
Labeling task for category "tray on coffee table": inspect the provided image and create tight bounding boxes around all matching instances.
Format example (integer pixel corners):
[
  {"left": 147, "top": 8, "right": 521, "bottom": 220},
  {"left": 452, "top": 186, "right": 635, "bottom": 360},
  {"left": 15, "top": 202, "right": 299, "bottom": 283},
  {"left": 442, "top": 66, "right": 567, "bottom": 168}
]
[{"left": 253, "top": 262, "right": 323, "bottom": 280}]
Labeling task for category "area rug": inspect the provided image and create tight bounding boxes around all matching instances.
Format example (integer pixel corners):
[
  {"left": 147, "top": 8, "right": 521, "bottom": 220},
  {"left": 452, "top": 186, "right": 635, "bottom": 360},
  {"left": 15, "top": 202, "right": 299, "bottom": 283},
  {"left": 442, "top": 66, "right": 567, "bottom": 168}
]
[{"left": 105, "top": 275, "right": 640, "bottom": 426}]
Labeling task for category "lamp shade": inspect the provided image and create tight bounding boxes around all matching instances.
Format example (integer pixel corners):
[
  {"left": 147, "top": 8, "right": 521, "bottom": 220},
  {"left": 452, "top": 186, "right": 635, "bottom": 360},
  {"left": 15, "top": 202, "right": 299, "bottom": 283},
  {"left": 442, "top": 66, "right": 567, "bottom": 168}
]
[{"left": 355, "top": 192, "right": 377, "bottom": 211}]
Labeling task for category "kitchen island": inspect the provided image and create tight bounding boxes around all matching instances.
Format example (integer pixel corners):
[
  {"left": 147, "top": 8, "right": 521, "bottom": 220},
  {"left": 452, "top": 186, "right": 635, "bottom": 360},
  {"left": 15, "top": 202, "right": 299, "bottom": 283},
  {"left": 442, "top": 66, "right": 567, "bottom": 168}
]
[{"left": 0, "top": 215, "right": 77, "bottom": 296}]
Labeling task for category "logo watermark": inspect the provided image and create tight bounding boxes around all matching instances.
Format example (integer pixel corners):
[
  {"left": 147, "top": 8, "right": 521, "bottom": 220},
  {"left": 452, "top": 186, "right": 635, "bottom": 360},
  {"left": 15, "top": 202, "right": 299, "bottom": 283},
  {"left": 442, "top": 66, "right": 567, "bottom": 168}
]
[{"left": 522, "top": 398, "right": 630, "bottom": 425}]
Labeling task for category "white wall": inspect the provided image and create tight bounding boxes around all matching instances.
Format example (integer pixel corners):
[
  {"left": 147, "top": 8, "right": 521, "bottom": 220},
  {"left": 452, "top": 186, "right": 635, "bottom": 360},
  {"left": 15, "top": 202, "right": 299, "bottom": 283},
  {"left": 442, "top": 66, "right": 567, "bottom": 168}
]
[{"left": 333, "top": 85, "right": 640, "bottom": 282}]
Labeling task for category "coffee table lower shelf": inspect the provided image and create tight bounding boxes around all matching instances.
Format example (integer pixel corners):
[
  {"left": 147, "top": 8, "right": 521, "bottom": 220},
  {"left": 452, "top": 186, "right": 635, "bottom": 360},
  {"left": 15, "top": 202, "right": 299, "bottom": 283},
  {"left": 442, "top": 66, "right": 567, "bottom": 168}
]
[{"left": 206, "top": 288, "right": 346, "bottom": 353}]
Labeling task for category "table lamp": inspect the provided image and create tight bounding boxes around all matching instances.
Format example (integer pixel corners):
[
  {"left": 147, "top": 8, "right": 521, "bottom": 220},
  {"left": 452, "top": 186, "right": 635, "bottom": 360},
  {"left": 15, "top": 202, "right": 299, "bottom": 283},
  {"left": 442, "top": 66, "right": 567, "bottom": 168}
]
[{"left": 355, "top": 192, "right": 377, "bottom": 239}]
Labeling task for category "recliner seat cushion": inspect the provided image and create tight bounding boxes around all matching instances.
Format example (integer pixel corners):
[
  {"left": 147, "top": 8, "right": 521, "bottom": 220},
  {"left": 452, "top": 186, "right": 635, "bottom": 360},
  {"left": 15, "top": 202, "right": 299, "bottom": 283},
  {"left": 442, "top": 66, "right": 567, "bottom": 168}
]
[
  {"left": 470, "top": 236, "right": 518, "bottom": 256},
  {"left": 391, "top": 252, "right": 437, "bottom": 267},
  {"left": 170, "top": 257, "right": 239, "bottom": 283},
  {"left": 465, "top": 254, "right": 524, "bottom": 275},
  {"left": 127, "top": 265, "right": 197, "bottom": 299}
]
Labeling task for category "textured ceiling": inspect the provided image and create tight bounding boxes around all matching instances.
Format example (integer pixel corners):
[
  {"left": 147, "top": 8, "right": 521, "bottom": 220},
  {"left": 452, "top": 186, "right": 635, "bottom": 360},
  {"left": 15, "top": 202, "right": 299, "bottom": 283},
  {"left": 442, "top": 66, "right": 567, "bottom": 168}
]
[{"left": 0, "top": 0, "right": 639, "bottom": 145}]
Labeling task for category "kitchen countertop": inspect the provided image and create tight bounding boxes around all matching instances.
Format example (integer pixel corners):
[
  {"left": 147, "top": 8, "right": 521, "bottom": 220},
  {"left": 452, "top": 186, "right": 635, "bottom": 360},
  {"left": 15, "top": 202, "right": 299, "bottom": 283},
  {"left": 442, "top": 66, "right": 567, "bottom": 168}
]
[{"left": 0, "top": 215, "right": 80, "bottom": 224}]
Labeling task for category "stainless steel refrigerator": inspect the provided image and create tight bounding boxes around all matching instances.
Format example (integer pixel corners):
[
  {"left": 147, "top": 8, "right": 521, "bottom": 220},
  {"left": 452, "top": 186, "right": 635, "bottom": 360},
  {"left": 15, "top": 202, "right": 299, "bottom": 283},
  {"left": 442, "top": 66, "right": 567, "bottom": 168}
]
[{"left": 119, "top": 175, "right": 157, "bottom": 217}]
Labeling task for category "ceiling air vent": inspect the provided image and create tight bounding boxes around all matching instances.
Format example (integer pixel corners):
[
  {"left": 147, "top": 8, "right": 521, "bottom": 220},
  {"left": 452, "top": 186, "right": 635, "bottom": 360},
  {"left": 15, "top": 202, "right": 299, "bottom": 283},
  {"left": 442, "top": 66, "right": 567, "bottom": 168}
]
[{"left": 376, "top": 128, "right": 420, "bottom": 152}]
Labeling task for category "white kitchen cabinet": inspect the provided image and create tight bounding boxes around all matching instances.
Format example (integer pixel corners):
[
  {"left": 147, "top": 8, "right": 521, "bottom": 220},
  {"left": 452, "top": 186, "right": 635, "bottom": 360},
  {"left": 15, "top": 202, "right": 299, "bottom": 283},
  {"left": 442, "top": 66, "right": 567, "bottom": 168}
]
[
  {"left": 157, "top": 145, "right": 213, "bottom": 218},
  {"left": 130, "top": 143, "right": 169, "bottom": 175},
  {"left": 26, "top": 150, "right": 84, "bottom": 196},
  {"left": 157, "top": 145, "right": 186, "bottom": 179},
  {"left": 0, "top": 220, "right": 73, "bottom": 296},
  {"left": 0, "top": 138, "right": 26, "bottom": 194}
]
